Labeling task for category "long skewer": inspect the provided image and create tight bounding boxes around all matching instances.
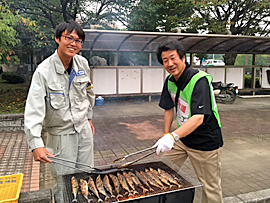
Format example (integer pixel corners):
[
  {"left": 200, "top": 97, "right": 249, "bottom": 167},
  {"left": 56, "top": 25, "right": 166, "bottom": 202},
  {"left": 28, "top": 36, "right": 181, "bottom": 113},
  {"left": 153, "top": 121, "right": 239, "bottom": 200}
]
[
  {"left": 50, "top": 157, "right": 129, "bottom": 174},
  {"left": 48, "top": 156, "right": 103, "bottom": 171},
  {"left": 117, "top": 151, "right": 156, "bottom": 169},
  {"left": 113, "top": 146, "right": 155, "bottom": 163}
]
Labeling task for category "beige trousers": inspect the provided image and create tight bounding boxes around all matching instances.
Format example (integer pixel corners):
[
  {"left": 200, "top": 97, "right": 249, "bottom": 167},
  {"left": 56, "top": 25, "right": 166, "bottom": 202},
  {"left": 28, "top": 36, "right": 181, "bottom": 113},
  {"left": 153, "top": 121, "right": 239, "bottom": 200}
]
[
  {"left": 46, "top": 122, "right": 94, "bottom": 203},
  {"left": 164, "top": 140, "right": 223, "bottom": 203}
]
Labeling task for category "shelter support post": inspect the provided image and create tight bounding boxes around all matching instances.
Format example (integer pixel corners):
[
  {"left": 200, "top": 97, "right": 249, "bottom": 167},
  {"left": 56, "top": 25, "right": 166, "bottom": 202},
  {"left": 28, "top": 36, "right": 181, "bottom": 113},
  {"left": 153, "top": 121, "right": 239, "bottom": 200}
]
[
  {"left": 243, "top": 55, "right": 249, "bottom": 89},
  {"left": 252, "top": 54, "right": 257, "bottom": 96},
  {"left": 113, "top": 53, "right": 119, "bottom": 66},
  {"left": 224, "top": 67, "right": 227, "bottom": 84},
  {"left": 148, "top": 53, "right": 152, "bottom": 101},
  {"left": 116, "top": 67, "right": 119, "bottom": 94},
  {"left": 242, "top": 67, "right": 246, "bottom": 89},
  {"left": 190, "top": 53, "right": 193, "bottom": 65},
  {"left": 259, "top": 67, "right": 262, "bottom": 89}
]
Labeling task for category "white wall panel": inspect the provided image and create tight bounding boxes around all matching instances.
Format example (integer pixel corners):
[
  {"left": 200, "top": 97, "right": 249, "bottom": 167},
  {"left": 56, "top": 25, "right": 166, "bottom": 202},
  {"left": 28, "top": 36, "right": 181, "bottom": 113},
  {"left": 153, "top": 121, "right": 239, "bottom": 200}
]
[
  {"left": 118, "top": 69, "right": 141, "bottom": 94},
  {"left": 207, "top": 68, "right": 225, "bottom": 83},
  {"left": 92, "top": 66, "right": 248, "bottom": 95},
  {"left": 143, "top": 69, "right": 164, "bottom": 93},
  {"left": 92, "top": 69, "right": 116, "bottom": 94},
  {"left": 262, "top": 68, "right": 270, "bottom": 88},
  {"left": 226, "top": 68, "right": 243, "bottom": 89}
]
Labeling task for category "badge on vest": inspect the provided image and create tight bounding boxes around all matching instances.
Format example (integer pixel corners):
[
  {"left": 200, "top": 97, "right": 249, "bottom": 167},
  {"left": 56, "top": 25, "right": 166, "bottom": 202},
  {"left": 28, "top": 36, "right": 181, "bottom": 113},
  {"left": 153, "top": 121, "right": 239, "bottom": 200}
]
[{"left": 76, "top": 70, "right": 86, "bottom": 76}]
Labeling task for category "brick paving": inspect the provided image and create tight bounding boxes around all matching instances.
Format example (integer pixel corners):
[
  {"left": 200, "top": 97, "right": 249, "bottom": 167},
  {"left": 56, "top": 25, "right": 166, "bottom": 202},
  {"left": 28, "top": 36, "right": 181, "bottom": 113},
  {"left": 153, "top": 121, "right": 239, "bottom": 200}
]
[
  {"left": 0, "top": 131, "right": 39, "bottom": 193},
  {"left": 1, "top": 97, "right": 270, "bottom": 202}
]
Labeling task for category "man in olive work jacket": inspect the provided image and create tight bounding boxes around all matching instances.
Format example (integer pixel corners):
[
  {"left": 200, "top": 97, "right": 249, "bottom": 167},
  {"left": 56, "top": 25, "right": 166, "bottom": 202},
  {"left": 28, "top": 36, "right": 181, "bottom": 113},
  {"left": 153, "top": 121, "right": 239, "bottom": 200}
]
[
  {"left": 154, "top": 39, "right": 223, "bottom": 203},
  {"left": 24, "top": 20, "right": 95, "bottom": 203}
]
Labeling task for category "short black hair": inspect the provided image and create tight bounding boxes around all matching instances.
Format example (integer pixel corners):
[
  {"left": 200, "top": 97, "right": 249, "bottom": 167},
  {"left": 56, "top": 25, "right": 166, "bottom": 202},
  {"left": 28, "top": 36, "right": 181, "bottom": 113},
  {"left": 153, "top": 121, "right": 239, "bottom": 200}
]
[
  {"left": 156, "top": 39, "right": 186, "bottom": 65},
  {"left": 55, "top": 20, "right": 85, "bottom": 41}
]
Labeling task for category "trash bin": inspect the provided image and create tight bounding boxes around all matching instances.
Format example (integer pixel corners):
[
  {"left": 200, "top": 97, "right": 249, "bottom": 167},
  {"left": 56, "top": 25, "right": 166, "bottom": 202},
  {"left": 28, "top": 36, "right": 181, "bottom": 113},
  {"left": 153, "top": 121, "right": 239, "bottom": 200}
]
[
  {"left": 267, "top": 70, "right": 270, "bottom": 85},
  {"left": 95, "top": 96, "right": 104, "bottom": 106}
]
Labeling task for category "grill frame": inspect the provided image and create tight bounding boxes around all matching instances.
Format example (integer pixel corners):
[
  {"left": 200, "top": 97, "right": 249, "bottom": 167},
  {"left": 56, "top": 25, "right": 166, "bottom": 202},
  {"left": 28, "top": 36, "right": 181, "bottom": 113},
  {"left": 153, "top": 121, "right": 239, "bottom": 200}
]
[{"left": 61, "top": 158, "right": 202, "bottom": 203}]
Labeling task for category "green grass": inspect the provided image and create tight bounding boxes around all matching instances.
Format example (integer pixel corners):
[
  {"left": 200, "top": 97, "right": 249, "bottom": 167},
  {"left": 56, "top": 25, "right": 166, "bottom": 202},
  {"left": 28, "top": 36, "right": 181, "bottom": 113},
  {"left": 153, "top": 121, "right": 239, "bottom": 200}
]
[{"left": 0, "top": 74, "right": 29, "bottom": 114}]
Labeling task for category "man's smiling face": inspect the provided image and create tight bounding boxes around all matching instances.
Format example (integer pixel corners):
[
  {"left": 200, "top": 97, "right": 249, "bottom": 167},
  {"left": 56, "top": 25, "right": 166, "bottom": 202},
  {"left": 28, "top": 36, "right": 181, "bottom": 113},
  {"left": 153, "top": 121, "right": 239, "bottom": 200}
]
[
  {"left": 161, "top": 49, "right": 186, "bottom": 81},
  {"left": 55, "top": 30, "right": 82, "bottom": 59}
]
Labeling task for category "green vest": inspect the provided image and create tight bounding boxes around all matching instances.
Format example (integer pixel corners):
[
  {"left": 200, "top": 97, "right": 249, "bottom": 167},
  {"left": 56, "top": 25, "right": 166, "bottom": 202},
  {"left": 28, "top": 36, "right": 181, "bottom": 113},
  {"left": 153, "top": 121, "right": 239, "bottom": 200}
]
[{"left": 167, "top": 70, "right": 221, "bottom": 127}]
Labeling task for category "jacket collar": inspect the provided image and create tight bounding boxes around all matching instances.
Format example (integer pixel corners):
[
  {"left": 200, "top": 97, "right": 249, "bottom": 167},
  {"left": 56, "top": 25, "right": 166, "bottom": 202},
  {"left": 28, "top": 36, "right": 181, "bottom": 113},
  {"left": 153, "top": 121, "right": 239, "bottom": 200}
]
[
  {"left": 52, "top": 50, "right": 65, "bottom": 75},
  {"left": 52, "top": 50, "right": 78, "bottom": 74}
]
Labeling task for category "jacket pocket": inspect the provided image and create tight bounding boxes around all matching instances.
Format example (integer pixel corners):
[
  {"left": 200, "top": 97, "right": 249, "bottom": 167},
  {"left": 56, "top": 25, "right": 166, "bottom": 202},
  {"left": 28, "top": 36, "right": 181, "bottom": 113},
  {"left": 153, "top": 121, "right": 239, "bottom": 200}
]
[
  {"left": 49, "top": 84, "right": 66, "bottom": 109},
  {"left": 73, "top": 76, "right": 89, "bottom": 100}
]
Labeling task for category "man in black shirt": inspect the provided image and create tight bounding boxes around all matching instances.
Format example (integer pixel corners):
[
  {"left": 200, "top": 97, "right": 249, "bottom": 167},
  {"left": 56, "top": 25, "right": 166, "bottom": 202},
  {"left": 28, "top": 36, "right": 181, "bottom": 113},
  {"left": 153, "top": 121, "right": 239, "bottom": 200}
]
[{"left": 153, "top": 39, "right": 223, "bottom": 203}]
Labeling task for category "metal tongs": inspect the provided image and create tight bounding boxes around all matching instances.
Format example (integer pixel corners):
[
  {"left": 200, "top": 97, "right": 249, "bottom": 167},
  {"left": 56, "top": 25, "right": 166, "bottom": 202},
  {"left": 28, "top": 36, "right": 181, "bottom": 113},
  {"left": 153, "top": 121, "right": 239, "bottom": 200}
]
[
  {"left": 113, "top": 146, "right": 156, "bottom": 169},
  {"left": 48, "top": 156, "right": 127, "bottom": 174}
]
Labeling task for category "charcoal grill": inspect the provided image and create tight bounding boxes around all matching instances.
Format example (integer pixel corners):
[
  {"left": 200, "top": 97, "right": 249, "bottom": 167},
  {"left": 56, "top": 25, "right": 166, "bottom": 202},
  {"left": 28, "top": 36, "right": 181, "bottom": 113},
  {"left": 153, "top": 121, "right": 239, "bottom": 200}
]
[{"left": 61, "top": 158, "right": 202, "bottom": 203}]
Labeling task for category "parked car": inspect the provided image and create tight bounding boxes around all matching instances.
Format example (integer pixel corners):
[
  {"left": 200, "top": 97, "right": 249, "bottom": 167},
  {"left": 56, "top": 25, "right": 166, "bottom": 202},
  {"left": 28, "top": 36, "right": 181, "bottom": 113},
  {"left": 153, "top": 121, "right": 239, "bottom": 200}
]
[
  {"left": 206, "top": 59, "right": 225, "bottom": 66},
  {"left": 195, "top": 60, "right": 206, "bottom": 66}
]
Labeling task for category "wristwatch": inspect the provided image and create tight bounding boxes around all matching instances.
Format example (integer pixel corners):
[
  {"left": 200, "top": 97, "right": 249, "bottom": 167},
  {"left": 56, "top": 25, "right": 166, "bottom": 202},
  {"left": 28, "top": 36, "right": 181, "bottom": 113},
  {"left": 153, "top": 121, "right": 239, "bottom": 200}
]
[{"left": 171, "top": 132, "right": 180, "bottom": 141}]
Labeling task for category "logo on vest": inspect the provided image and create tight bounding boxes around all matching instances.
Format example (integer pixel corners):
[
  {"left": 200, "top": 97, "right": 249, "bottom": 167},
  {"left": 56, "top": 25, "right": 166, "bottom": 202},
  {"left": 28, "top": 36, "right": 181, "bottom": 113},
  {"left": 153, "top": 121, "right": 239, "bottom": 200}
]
[{"left": 177, "top": 98, "right": 190, "bottom": 125}]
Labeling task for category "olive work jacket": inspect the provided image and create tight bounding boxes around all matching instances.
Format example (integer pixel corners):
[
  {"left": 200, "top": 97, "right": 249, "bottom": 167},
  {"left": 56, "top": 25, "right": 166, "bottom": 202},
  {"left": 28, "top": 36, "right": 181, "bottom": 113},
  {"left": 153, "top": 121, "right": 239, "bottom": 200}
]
[{"left": 24, "top": 50, "right": 95, "bottom": 151}]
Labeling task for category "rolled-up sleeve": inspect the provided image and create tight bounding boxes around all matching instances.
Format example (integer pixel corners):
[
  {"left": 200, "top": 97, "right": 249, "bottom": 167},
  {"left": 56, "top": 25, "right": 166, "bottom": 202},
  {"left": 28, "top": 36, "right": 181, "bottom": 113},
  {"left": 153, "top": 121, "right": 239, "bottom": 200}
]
[{"left": 24, "top": 70, "right": 46, "bottom": 151}]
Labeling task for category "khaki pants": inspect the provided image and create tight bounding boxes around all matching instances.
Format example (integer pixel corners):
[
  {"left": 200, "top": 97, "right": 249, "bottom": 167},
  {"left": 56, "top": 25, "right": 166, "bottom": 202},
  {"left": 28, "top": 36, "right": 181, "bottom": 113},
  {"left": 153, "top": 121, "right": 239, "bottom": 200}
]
[
  {"left": 46, "top": 122, "right": 94, "bottom": 203},
  {"left": 164, "top": 140, "right": 223, "bottom": 203}
]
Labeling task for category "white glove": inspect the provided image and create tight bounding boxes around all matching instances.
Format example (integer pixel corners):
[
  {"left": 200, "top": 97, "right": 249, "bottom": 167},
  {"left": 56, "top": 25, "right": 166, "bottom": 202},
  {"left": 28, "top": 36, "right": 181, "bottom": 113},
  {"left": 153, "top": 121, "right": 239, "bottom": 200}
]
[{"left": 153, "top": 133, "right": 175, "bottom": 155}]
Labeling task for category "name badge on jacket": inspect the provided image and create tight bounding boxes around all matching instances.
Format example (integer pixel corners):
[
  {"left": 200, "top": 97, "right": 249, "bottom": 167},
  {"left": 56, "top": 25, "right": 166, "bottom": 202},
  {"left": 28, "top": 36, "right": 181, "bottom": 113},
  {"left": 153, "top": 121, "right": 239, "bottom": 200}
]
[{"left": 76, "top": 70, "right": 86, "bottom": 76}]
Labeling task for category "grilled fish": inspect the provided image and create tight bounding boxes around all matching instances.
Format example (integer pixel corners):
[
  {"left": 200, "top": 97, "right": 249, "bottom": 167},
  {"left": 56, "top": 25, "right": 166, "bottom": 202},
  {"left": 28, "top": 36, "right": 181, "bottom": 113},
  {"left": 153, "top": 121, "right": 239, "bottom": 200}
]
[
  {"left": 103, "top": 174, "right": 116, "bottom": 199},
  {"left": 96, "top": 175, "right": 110, "bottom": 201},
  {"left": 80, "top": 179, "right": 92, "bottom": 203},
  {"left": 140, "top": 170, "right": 165, "bottom": 190},
  {"left": 117, "top": 172, "right": 133, "bottom": 197},
  {"left": 145, "top": 168, "right": 167, "bottom": 190},
  {"left": 88, "top": 176, "right": 103, "bottom": 203},
  {"left": 71, "top": 176, "right": 78, "bottom": 202},
  {"left": 149, "top": 167, "right": 173, "bottom": 189},
  {"left": 128, "top": 171, "right": 149, "bottom": 195},
  {"left": 135, "top": 170, "right": 154, "bottom": 192},
  {"left": 123, "top": 171, "right": 139, "bottom": 196},
  {"left": 157, "top": 168, "right": 183, "bottom": 188},
  {"left": 109, "top": 174, "right": 123, "bottom": 200}
]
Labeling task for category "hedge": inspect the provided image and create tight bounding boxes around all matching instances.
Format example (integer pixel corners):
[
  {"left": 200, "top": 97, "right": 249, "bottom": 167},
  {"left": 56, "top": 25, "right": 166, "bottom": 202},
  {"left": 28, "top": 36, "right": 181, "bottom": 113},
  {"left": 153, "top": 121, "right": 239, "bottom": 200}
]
[
  {"left": 245, "top": 75, "right": 261, "bottom": 88},
  {"left": 2, "top": 72, "right": 25, "bottom": 84}
]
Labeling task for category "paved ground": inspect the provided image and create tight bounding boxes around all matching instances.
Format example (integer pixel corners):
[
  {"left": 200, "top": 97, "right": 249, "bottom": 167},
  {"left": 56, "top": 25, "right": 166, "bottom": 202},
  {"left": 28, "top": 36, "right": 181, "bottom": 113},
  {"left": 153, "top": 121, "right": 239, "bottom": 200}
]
[
  {"left": 1, "top": 96, "right": 270, "bottom": 202},
  {"left": 94, "top": 97, "right": 270, "bottom": 202}
]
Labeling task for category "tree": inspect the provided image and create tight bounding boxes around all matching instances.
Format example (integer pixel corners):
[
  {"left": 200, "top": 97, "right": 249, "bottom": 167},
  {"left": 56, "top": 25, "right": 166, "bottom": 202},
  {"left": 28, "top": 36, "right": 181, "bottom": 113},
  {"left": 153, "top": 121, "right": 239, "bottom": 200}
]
[
  {"left": 79, "top": 0, "right": 137, "bottom": 29},
  {"left": 188, "top": 0, "right": 270, "bottom": 64},
  {"left": 9, "top": 0, "right": 70, "bottom": 55},
  {"left": 125, "top": 0, "right": 194, "bottom": 66},
  {"left": 0, "top": 2, "right": 21, "bottom": 67},
  {"left": 9, "top": 0, "right": 76, "bottom": 28},
  {"left": 235, "top": 54, "right": 269, "bottom": 66},
  {"left": 127, "top": 0, "right": 193, "bottom": 32},
  {"left": 126, "top": 0, "right": 161, "bottom": 31},
  {"left": 8, "top": 0, "right": 137, "bottom": 62},
  {"left": 191, "top": 0, "right": 270, "bottom": 36}
]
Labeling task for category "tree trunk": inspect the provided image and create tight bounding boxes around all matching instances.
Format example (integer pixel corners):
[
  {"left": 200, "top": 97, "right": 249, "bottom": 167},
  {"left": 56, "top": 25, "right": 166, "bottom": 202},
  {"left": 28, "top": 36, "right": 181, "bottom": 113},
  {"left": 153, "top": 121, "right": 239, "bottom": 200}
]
[{"left": 223, "top": 53, "right": 237, "bottom": 65}]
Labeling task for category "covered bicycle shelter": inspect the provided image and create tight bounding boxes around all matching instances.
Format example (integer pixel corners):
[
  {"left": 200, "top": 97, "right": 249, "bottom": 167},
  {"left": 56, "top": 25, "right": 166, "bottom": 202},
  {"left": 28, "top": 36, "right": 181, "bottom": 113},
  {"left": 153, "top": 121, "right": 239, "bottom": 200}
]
[{"left": 81, "top": 30, "right": 270, "bottom": 97}]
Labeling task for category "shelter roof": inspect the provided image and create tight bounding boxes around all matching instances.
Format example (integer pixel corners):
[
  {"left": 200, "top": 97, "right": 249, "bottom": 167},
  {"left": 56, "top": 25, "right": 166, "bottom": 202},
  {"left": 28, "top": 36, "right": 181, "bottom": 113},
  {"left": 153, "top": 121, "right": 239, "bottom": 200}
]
[{"left": 82, "top": 29, "right": 270, "bottom": 54}]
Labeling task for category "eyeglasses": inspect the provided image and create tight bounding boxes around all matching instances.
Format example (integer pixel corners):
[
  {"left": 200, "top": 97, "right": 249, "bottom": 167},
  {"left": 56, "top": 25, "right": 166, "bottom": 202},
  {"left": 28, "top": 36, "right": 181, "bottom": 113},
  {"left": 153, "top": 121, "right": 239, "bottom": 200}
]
[{"left": 61, "top": 35, "right": 83, "bottom": 45}]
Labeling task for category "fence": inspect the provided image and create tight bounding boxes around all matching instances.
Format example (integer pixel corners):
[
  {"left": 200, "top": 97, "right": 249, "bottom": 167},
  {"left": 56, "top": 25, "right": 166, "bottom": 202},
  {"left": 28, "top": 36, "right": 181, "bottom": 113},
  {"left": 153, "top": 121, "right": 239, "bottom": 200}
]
[{"left": 0, "top": 114, "right": 24, "bottom": 131}]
